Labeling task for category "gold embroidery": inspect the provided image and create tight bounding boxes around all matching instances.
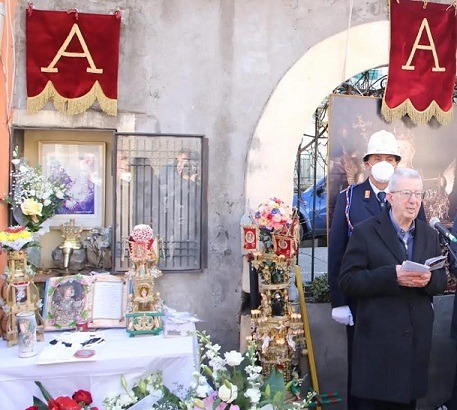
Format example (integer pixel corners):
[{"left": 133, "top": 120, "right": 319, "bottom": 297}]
[
  {"left": 41, "top": 24, "right": 103, "bottom": 74},
  {"left": 401, "top": 18, "right": 445, "bottom": 73}
]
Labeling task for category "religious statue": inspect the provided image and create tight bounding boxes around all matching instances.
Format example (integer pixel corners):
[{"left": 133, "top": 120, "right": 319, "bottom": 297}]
[{"left": 84, "top": 227, "right": 112, "bottom": 270}]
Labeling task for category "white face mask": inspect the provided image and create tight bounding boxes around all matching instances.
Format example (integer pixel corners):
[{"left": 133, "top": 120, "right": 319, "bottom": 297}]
[{"left": 370, "top": 161, "right": 395, "bottom": 183}]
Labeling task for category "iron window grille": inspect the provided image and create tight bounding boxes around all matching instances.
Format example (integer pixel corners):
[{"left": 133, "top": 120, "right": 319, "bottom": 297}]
[{"left": 114, "top": 133, "right": 208, "bottom": 272}]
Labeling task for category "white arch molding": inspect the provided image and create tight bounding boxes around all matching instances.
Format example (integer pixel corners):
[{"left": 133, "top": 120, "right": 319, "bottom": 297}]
[{"left": 244, "top": 21, "right": 390, "bottom": 211}]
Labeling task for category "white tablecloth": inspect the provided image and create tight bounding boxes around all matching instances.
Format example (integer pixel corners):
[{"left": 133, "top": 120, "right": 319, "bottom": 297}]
[{"left": 0, "top": 328, "right": 197, "bottom": 409}]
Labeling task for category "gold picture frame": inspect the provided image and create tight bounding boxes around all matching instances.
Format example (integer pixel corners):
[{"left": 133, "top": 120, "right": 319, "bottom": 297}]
[{"left": 87, "top": 274, "right": 128, "bottom": 329}]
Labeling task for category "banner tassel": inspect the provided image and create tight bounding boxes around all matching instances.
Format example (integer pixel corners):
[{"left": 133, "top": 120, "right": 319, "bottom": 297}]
[
  {"left": 27, "top": 81, "right": 117, "bottom": 116},
  {"left": 381, "top": 98, "right": 453, "bottom": 125}
]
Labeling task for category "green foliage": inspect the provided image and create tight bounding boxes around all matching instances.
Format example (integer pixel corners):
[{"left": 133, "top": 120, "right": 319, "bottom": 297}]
[
  {"left": 308, "top": 274, "right": 331, "bottom": 303},
  {"left": 260, "top": 367, "right": 286, "bottom": 408}
]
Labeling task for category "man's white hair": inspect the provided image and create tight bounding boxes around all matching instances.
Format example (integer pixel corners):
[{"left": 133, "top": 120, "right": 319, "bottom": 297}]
[{"left": 387, "top": 168, "right": 422, "bottom": 192}]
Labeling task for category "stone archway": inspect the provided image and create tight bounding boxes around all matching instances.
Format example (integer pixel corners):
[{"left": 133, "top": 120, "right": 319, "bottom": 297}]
[{"left": 244, "top": 21, "right": 390, "bottom": 210}]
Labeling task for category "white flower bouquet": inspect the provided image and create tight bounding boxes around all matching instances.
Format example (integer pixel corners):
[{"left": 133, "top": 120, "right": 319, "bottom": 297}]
[
  {"left": 4, "top": 147, "right": 69, "bottom": 232},
  {"left": 103, "top": 331, "right": 319, "bottom": 410}
]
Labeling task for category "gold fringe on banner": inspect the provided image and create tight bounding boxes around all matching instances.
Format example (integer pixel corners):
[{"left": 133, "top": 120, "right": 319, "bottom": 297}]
[
  {"left": 381, "top": 98, "right": 453, "bottom": 125},
  {"left": 27, "top": 81, "right": 117, "bottom": 116}
]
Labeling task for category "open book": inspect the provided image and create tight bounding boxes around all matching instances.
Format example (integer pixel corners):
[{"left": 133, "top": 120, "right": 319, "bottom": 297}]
[{"left": 401, "top": 255, "right": 447, "bottom": 273}]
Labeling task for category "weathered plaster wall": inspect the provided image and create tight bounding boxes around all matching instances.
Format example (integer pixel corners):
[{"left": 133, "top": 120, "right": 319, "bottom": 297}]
[{"left": 11, "top": 0, "right": 391, "bottom": 349}]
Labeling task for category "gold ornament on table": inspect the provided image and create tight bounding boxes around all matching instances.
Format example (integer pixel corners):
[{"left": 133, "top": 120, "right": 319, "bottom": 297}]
[
  {"left": 0, "top": 244, "right": 44, "bottom": 347},
  {"left": 124, "top": 224, "right": 164, "bottom": 336},
  {"left": 58, "top": 219, "right": 83, "bottom": 271},
  {"left": 243, "top": 199, "right": 305, "bottom": 382}
]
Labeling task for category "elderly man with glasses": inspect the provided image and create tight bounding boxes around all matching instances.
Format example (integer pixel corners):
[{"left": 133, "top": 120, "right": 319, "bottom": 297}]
[{"left": 339, "top": 168, "right": 447, "bottom": 410}]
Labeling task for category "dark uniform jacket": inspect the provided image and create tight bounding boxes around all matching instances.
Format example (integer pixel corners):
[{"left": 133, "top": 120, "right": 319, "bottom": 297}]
[{"left": 339, "top": 211, "right": 447, "bottom": 403}]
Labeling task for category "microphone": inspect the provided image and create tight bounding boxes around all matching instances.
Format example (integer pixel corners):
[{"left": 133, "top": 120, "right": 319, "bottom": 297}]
[{"left": 429, "top": 217, "right": 457, "bottom": 243}]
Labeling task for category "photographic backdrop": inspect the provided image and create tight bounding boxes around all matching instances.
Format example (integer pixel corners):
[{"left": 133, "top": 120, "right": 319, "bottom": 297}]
[{"left": 328, "top": 94, "right": 457, "bottom": 228}]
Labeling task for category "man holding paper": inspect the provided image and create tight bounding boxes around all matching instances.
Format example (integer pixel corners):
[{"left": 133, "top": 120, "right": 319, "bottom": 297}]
[{"left": 339, "top": 168, "right": 447, "bottom": 409}]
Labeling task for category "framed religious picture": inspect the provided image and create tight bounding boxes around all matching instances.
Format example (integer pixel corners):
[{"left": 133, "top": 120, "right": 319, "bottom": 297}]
[
  {"left": 43, "top": 274, "right": 128, "bottom": 331},
  {"left": 39, "top": 141, "right": 106, "bottom": 229},
  {"left": 241, "top": 225, "right": 259, "bottom": 254},
  {"left": 43, "top": 274, "right": 92, "bottom": 331},
  {"left": 273, "top": 234, "right": 295, "bottom": 259}
]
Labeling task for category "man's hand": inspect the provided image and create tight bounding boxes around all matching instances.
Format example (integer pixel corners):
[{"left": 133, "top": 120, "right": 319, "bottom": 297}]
[
  {"left": 396, "top": 265, "right": 431, "bottom": 288},
  {"left": 331, "top": 305, "right": 354, "bottom": 326}
]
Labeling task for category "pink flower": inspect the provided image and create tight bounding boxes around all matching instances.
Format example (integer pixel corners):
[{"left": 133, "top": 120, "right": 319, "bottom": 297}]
[
  {"left": 202, "top": 392, "right": 217, "bottom": 408},
  {"left": 254, "top": 198, "right": 292, "bottom": 231}
]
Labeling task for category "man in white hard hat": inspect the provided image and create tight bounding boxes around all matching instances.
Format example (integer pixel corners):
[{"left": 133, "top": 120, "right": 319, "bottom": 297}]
[{"left": 328, "top": 130, "right": 426, "bottom": 409}]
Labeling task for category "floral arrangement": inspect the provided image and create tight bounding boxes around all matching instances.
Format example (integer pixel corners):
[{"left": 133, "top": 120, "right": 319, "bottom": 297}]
[
  {"left": 4, "top": 147, "right": 69, "bottom": 232},
  {"left": 103, "top": 371, "right": 179, "bottom": 410},
  {"left": 27, "top": 381, "right": 98, "bottom": 410},
  {"left": 183, "top": 331, "right": 316, "bottom": 410},
  {"left": 0, "top": 225, "right": 37, "bottom": 251},
  {"left": 251, "top": 198, "right": 295, "bottom": 254},
  {"left": 183, "top": 330, "right": 264, "bottom": 409},
  {"left": 128, "top": 224, "right": 159, "bottom": 262},
  {"left": 131, "top": 224, "right": 154, "bottom": 243},
  {"left": 102, "top": 331, "right": 317, "bottom": 410},
  {"left": 254, "top": 198, "right": 292, "bottom": 232}
]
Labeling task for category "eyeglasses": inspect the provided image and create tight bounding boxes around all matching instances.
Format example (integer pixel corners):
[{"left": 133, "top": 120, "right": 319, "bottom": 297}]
[{"left": 391, "top": 190, "right": 424, "bottom": 200}]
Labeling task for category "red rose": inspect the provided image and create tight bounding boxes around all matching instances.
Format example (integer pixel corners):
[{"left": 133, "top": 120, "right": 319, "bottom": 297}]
[
  {"left": 72, "top": 390, "right": 93, "bottom": 405},
  {"left": 25, "top": 406, "right": 39, "bottom": 410},
  {"left": 49, "top": 396, "right": 82, "bottom": 410},
  {"left": 47, "top": 399, "right": 59, "bottom": 410}
]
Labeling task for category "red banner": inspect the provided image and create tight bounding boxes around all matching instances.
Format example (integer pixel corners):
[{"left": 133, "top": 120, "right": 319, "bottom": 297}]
[
  {"left": 273, "top": 234, "right": 295, "bottom": 259},
  {"left": 241, "top": 225, "right": 259, "bottom": 253},
  {"left": 26, "top": 8, "right": 121, "bottom": 116},
  {"left": 381, "top": 0, "right": 456, "bottom": 125}
]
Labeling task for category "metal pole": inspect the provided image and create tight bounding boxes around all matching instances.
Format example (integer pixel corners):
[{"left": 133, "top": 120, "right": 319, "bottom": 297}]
[
  {"left": 295, "top": 264, "right": 320, "bottom": 397},
  {"left": 310, "top": 110, "right": 319, "bottom": 282}
]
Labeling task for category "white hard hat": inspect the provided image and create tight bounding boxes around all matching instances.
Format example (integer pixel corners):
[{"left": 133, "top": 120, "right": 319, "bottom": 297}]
[{"left": 363, "top": 130, "right": 401, "bottom": 162}]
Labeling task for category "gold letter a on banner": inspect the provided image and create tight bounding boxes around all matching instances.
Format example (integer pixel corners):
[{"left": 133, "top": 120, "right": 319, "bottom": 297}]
[
  {"left": 41, "top": 23, "right": 103, "bottom": 74},
  {"left": 402, "top": 18, "right": 445, "bottom": 72}
]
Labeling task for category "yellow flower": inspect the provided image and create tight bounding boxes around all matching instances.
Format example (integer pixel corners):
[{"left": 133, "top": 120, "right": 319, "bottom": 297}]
[{"left": 20, "top": 198, "right": 43, "bottom": 222}]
